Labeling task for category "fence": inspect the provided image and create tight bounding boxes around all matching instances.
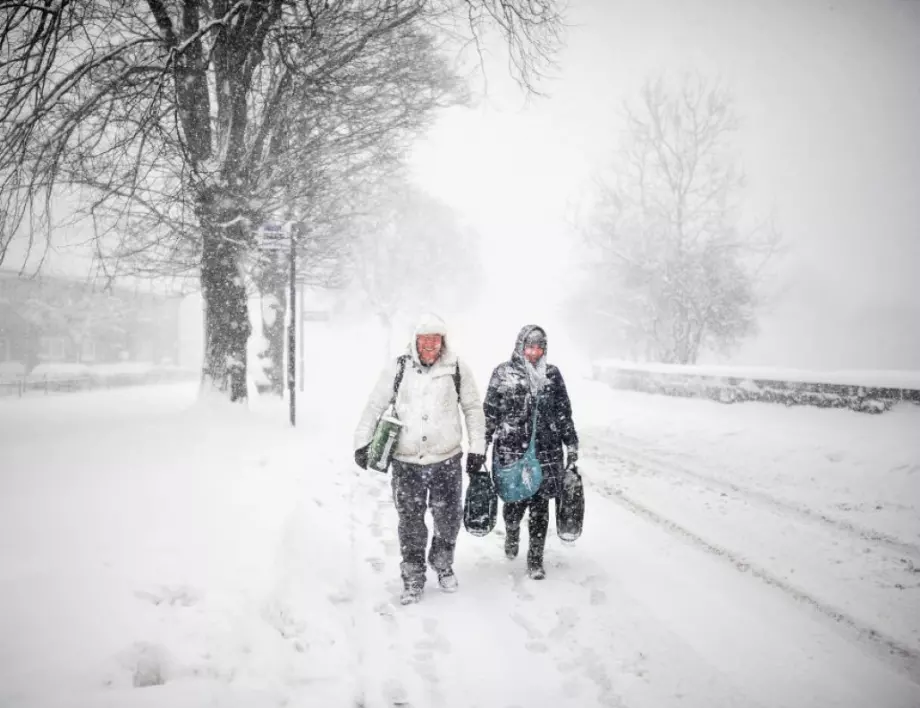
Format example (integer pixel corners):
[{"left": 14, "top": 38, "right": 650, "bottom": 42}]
[
  {"left": 0, "top": 366, "right": 199, "bottom": 398},
  {"left": 591, "top": 360, "right": 920, "bottom": 414}
]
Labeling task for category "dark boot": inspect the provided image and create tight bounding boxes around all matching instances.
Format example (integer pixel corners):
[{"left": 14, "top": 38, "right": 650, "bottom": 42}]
[
  {"left": 527, "top": 548, "right": 545, "bottom": 579},
  {"left": 526, "top": 493, "right": 549, "bottom": 579},
  {"left": 504, "top": 527, "right": 520, "bottom": 559},
  {"left": 502, "top": 500, "right": 527, "bottom": 560}
]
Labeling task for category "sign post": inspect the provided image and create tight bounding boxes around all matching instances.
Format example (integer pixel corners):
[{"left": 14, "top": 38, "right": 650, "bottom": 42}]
[
  {"left": 257, "top": 220, "right": 298, "bottom": 427},
  {"left": 287, "top": 224, "right": 296, "bottom": 427}
]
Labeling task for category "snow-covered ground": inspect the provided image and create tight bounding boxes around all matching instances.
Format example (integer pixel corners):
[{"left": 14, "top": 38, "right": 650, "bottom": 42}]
[{"left": 1, "top": 376, "right": 919, "bottom": 707}]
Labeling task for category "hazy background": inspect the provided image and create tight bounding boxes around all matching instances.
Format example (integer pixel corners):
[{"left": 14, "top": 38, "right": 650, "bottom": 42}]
[
  {"left": 9, "top": 0, "right": 920, "bottom": 371},
  {"left": 410, "top": 0, "right": 920, "bottom": 369}
]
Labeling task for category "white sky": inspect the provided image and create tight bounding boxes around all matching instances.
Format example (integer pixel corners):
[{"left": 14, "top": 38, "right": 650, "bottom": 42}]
[{"left": 407, "top": 0, "right": 920, "bottom": 368}]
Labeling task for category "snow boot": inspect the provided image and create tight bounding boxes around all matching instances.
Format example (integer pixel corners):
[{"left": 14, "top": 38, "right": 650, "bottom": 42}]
[
  {"left": 436, "top": 568, "right": 458, "bottom": 593},
  {"left": 504, "top": 528, "right": 520, "bottom": 560},
  {"left": 400, "top": 583, "right": 424, "bottom": 605},
  {"left": 527, "top": 549, "right": 545, "bottom": 580}
]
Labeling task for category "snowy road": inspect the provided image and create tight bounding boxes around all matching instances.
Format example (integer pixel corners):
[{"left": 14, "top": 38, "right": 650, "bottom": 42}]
[{"left": 1, "top": 382, "right": 919, "bottom": 707}]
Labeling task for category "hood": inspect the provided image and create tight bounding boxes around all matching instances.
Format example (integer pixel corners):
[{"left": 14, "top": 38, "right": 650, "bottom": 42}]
[
  {"left": 408, "top": 313, "right": 454, "bottom": 367},
  {"left": 512, "top": 324, "right": 548, "bottom": 364},
  {"left": 413, "top": 313, "right": 448, "bottom": 338}
]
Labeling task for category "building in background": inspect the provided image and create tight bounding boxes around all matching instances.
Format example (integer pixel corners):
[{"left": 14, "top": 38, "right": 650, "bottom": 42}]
[{"left": 0, "top": 270, "right": 182, "bottom": 372}]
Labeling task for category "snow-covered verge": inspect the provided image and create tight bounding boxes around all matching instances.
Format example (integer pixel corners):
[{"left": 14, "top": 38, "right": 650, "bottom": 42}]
[
  {"left": 0, "top": 363, "right": 198, "bottom": 397},
  {"left": 573, "top": 379, "right": 920, "bottom": 673},
  {"left": 0, "top": 384, "right": 357, "bottom": 707},
  {"left": 2, "top": 380, "right": 920, "bottom": 707},
  {"left": 592, "top": 360, "right": 920, "bottom": 413}
]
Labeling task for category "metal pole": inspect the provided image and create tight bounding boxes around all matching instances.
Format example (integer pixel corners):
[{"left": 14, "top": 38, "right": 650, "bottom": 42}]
[
  {"left": 288, "top": 224, "right": 296, "bottom": 427},
  {"left": 298, "top": 281, "right": 304, "bottom": 393}
]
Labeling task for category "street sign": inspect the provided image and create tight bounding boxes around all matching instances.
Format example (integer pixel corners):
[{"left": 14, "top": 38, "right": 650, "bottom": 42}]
[{"left": 256, "top": 222, "right": 287, "bottom": 252}]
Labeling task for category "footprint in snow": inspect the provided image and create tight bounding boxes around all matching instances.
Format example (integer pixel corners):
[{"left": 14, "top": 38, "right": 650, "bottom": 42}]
[
  {"left": 417, "top": 617, "right": 452, "bottom": 653},
  {"left": 116, "top": 641, "right": 173, "bottom": 688},
  {"left": 134, "top": 585, "right": 199, "bottom": 608},
  {"left": 525, "top": 640, "right": 550, "bottom": 654},
  {"left": 365, "top": 556, "right": 386, "bottom": 573},
  {"left": 579, "top": 574, "right": 608, "bottom": 606},
  {"left": 378, "top": 677, "right": 413, "bottom": 707},
  {"left": 510, "top": 570, "right": 535, "bottom": 602},
  {"left": 548, "top": 606, "right": 579, "bottom": 640}
]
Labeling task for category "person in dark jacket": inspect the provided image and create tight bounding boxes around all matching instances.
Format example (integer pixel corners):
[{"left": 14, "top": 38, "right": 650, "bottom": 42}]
[{"left": 483, "top": 325, "right": 578, "bottom": 579}]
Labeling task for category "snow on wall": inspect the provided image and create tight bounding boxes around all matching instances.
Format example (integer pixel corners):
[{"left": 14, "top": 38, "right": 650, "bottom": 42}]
[
  {"left": 592, "top": 360, "right": 920, "bottom": 414},
  {"left": 593, "top": 360, "right": 920, "bottom": 390}
]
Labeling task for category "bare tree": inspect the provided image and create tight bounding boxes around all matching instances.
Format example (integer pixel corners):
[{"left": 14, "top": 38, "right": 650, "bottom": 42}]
[
  {"left": 0, "top": 0, "right": 563, "bottom": 403},
  {"left": 348, "top": 172, "right": 484, "bottom": 350},
  {"left": 577, "top": 74, "right": 781, "bottom": 364}
]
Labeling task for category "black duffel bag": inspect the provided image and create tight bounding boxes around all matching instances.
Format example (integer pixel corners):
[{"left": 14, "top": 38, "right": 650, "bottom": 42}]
[
  {"left": 556, "top": 466, "right": 584, "bottom": 543},
  {"left": 463, "top": 470, "right": 497, "bottom": 536}
]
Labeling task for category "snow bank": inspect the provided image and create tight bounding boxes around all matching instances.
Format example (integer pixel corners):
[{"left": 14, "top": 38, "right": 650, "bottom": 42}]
[
  {"left": 572, "top": 378, "right": 920, "bottom": 544},
  {"left": 0, "top": 361, "right": 26, "bottom": 377},
  {"left": 29, "top": 362, "right": 93, "bottom": 378},
  {"left": 593, "top": 360, "right": 920, "bottom": 413},
  {"left": 594, "top": 359, "right": 920, "bottom": 390},
  {"left": 0, "top": 386, "right": 356, "bottom": 707}
]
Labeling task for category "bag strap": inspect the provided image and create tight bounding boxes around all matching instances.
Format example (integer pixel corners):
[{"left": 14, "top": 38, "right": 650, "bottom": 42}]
[
  {"left": 389, "top": 355, "right": 409, "bottom": 408},
  {"left": 528, "top": 394, "right": 540, "bottom": 446},
  {"left": 453, "top": 359, "right": 461, "bottom": 402}
]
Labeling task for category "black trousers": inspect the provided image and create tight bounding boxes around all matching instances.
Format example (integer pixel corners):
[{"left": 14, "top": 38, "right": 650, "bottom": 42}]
[
  {"left": 390, "top": 453, "right": 463, "bottom": 587},
  {"left": 502, "top": 462, "right": 562, "bottom": 566}
]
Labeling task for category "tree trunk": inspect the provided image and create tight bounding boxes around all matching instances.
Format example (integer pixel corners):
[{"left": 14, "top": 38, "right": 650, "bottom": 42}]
[{"left": 199, "top": 215, "right": 251, "bottom": 403}]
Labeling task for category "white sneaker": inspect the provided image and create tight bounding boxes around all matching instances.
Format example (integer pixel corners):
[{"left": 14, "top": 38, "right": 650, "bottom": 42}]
[
  {"left": 400, "top": 585, "right": 423, "bottom": 605},
  {"left": 436, "top": 569, "right": 458, "bottom": 593}
]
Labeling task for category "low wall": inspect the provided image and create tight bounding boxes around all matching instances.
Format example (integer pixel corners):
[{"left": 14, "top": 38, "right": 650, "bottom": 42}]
[
  {"left": 0, "top": 366, "right": 199, "bottom": 397},
  {"left": 591, "top": 361, "right": 920, "bottom": 414}
]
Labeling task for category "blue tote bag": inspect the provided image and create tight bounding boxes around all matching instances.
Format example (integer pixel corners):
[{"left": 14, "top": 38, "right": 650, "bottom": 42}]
[{"left": 493, "top": 400, "right": 543, "bottom": 503}]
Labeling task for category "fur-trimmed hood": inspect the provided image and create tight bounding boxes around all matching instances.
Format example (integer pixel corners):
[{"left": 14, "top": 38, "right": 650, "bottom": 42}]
[{"left": 408, "top": 313, "right": 456, "bottom": 368}]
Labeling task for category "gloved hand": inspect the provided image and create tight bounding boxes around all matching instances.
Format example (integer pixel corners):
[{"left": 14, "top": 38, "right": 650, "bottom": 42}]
[
  {"left": 354, "top": 445, "right": 369, "bottom": 470},
  {"left": 565, "top": 445, "right": 578, "bottom": 470},
  {"left": 466, "top": 452, "right": 486, "bottom": 475}
]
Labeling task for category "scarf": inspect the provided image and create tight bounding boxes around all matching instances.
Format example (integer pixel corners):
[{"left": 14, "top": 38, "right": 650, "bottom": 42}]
[{"left": 524, "top": 356, "right": 548, "bottom": 395}]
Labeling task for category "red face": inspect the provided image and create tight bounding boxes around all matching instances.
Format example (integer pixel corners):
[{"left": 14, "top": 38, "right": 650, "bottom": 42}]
[
  {"left": 523, "top": 344, "right": 544, "bottom": 365},
  {"left": 416, "top": 334, "right": 443, "bottom": 365}
]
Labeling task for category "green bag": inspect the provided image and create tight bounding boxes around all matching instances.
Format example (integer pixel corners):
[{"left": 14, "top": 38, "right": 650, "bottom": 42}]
[{"left": 366, "top": 356, "right": 408, "bottom": 472}]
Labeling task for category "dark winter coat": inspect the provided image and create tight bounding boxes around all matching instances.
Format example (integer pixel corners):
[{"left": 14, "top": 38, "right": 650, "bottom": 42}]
[{"left": 483, "top": 325, "right": 578, "bottom": 489}]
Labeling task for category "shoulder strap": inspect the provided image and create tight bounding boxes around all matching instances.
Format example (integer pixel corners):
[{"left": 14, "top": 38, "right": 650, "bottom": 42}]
[
  {"left": 453, "top": 359, "right": 461, "bottom": 402},
  {"left": 390, "top": 355, "right": 408, "bottom": 407},
  {"left": 528, "top": 393, "right": 540, "bottom": 445}
]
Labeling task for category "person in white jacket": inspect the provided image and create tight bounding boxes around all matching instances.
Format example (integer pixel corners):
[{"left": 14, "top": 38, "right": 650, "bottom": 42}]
[{"left": 354, "top": 313, "right": 486, "bottom": 605}]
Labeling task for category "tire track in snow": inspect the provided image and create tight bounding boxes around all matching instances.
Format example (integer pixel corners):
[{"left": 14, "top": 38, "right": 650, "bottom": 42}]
[
  {"left": 585, "top": 473, "right": 920, "bottom": 685},
  {"left": 587, "top": 432, "right": 920, "bottom": 562}
]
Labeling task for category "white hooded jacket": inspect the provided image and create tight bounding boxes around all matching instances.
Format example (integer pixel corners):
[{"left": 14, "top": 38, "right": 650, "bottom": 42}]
[{"left": 354, "top": 314, "right": 486, "bottom": 465}]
